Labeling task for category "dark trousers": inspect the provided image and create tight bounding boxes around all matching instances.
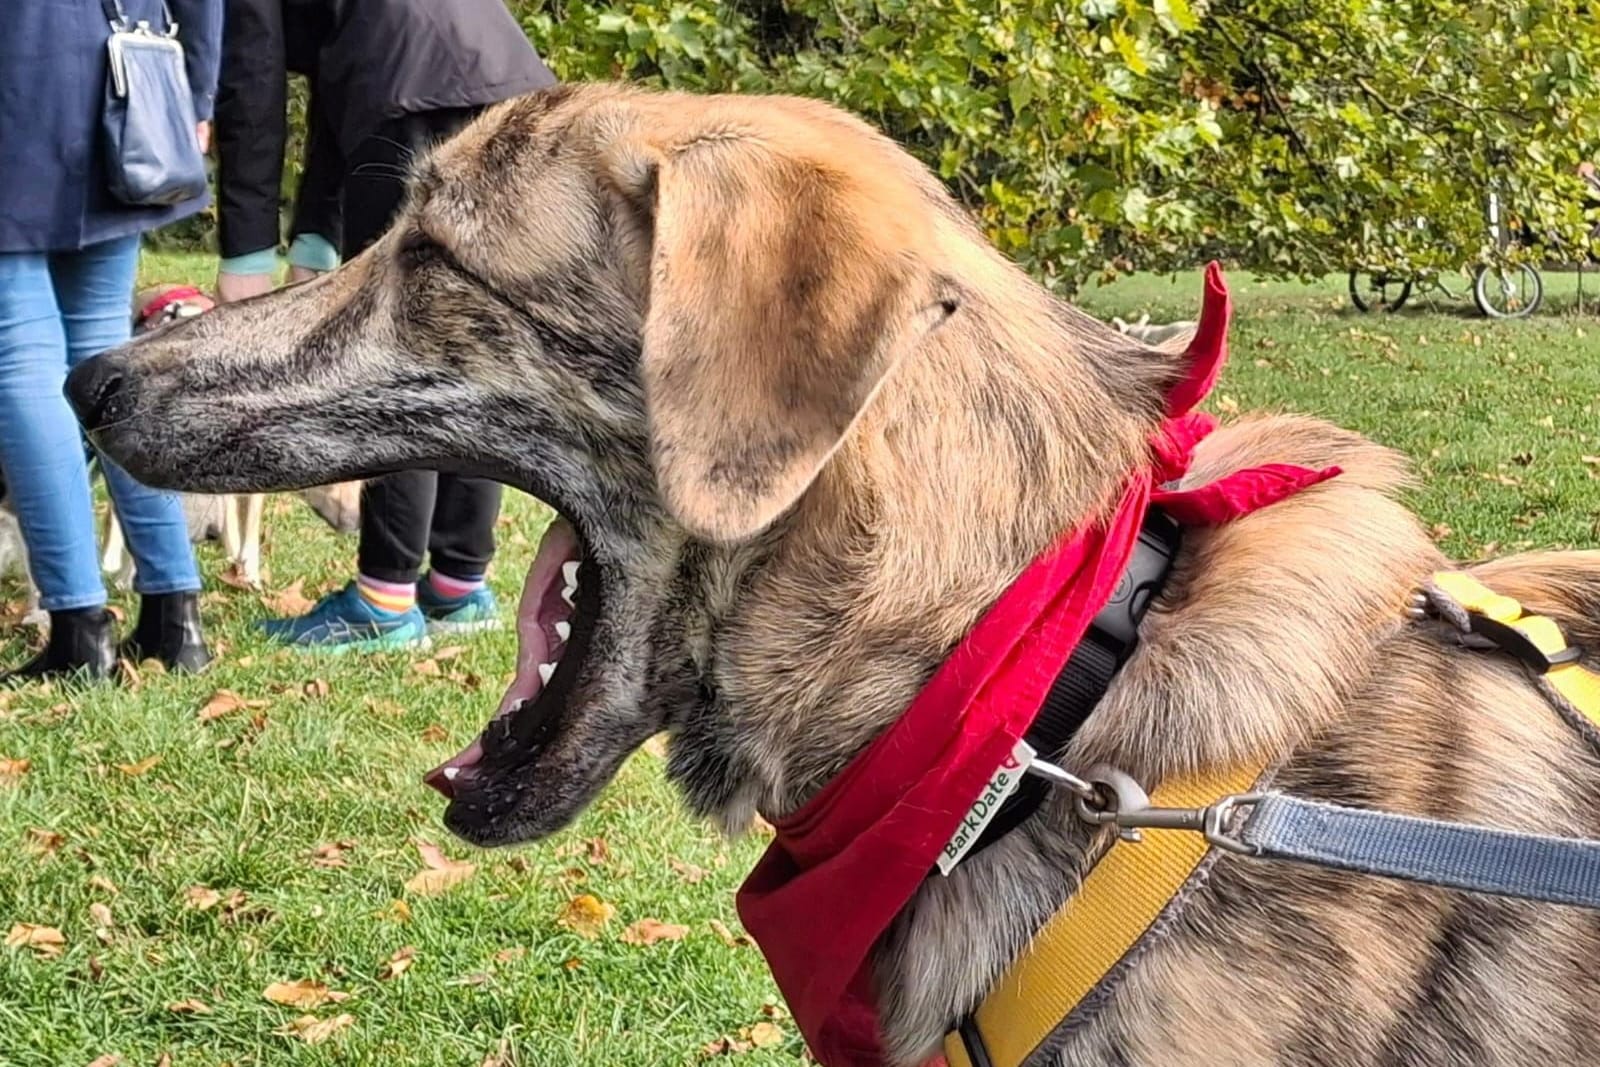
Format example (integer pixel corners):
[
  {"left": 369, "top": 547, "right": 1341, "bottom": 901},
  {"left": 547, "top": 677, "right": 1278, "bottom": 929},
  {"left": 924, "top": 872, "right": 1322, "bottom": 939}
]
[{"left": 342, "top": 108, "right": 501, "bottom": 585}]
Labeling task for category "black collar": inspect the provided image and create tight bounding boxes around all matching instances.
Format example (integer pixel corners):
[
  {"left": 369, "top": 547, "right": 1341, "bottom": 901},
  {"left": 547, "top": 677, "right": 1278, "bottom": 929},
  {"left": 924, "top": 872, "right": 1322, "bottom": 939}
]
[{"left": 953, "top": 507, "right": 1183, "bottom": 866}]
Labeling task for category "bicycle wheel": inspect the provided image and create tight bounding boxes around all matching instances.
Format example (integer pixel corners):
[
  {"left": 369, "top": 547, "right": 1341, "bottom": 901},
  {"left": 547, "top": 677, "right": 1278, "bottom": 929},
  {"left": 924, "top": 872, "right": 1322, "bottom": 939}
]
[
  {"left": 1472, "top": 264, "right": 1543, "bottom": 319},
  {"left": 1349, "top": 270, "right": 1413, "bottom": 313}
]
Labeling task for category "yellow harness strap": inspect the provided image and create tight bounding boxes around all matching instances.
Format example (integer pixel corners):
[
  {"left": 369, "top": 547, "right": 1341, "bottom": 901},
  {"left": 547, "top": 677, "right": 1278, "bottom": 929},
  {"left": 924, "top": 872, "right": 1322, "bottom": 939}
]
[
  {"left": 943, "top": 761, "right": 1265, "bottom": 1067},
  {"left": 1430, "top": 571, "right": 1600, "bottom": 730},
  {"left": 945, "top": 571, "right": 1600, "bottom": 1067}
]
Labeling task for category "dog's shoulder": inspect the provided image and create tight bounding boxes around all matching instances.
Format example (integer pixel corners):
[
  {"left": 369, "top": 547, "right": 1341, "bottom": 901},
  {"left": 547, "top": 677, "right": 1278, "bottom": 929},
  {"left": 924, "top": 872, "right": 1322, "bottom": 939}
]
[{"left": 1078, "top": 414, "right": 1442, "bottom": 781}]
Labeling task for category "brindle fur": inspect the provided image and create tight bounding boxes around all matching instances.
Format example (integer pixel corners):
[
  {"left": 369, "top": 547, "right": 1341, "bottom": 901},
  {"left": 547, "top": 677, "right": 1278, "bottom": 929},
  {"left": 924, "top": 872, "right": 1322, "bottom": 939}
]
[{"left": 75, "top": 85, "right": 1600, "bottom": 1065}]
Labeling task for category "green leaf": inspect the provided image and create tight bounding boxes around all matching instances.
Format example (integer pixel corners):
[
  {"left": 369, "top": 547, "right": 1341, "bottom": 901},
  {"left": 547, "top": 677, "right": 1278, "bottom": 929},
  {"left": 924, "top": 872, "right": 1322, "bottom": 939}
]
[{"left": 1009, "top": 74, "right": 1037, "bottom": 113}]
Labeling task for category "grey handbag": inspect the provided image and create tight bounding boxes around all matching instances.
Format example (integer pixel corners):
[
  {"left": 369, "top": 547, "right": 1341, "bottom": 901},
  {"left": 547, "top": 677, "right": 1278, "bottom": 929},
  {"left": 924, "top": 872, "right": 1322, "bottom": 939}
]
[{"left": 99, "top": 0, "right": 208, "bottom": 207}]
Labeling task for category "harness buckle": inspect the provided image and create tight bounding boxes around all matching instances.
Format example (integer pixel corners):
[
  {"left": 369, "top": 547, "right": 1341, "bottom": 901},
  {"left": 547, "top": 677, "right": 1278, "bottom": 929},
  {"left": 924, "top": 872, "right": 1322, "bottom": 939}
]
[{"left": 1046, "top": 762, "right": 1264, "bottom": 855}]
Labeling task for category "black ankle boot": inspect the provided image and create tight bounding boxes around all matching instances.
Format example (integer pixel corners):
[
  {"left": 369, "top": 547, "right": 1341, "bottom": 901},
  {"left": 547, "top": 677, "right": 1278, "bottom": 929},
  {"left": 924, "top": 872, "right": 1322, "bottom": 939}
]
[
  {"left": 121, "top": 592, "right": 211, "bottom": 673},
  {"left": 2, "top": 607, "right": 118, "bottom": 683}
]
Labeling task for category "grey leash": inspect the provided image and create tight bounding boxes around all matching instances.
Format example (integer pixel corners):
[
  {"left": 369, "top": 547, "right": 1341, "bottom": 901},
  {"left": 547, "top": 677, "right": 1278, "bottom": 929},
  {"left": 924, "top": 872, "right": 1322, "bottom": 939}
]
[
  {"left": 1238, "top": 792, "right": 1600, "bottom": 909},
  {"left": 1028, "top": 760, "right": 1600, "bottom": 910}
]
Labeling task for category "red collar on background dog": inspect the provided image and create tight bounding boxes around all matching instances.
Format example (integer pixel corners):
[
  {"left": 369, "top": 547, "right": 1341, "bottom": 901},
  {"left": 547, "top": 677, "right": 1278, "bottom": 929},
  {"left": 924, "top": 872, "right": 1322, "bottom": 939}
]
[
  {"left": 735, "top": 263, "right": 1341, "bottom": 1067},
  {"left": 138, "top": 285, "right": 210, "bottom": 327}
]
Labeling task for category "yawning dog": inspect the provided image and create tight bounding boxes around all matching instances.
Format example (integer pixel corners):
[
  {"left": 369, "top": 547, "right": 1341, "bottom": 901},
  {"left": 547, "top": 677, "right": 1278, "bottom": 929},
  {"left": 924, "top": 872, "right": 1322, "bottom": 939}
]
[{"left": 69, "top": 85, "right": 1600, "bottom": 1065}]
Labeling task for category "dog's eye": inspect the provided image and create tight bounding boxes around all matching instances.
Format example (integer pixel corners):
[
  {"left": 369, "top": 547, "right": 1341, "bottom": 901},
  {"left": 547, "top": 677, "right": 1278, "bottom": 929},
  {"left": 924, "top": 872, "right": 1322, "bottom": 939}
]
[{"left": 398, "top": 231, "right": 438, "bottom": 265}]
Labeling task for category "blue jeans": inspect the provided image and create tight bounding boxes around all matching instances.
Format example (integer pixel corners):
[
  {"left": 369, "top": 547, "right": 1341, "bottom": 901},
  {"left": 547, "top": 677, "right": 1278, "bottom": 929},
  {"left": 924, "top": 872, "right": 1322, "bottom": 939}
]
[{"left": 0, "top": 236, "right": 199, "bottom": 611}]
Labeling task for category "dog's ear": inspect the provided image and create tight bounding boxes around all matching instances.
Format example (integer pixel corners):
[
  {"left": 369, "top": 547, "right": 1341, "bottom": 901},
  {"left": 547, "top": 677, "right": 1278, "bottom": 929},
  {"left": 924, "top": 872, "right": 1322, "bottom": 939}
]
[{"left": 605, "top": 127, "right": 958, "bottom": 543}]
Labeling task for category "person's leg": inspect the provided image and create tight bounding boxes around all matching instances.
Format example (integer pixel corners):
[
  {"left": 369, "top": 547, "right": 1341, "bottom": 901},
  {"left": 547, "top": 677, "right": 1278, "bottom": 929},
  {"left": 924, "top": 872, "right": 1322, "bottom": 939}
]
[
  {"left": 52, "top": 235, "right": 208, "bottom": 671},
  {"left": 0, "top": 250, "right": 116, "bottom": 679},
  {"left": 0, "top": 252, "right": 104, "bottom": 610},
  {"left": 418, "top": 476, "right": 503, "bottom": 632}
]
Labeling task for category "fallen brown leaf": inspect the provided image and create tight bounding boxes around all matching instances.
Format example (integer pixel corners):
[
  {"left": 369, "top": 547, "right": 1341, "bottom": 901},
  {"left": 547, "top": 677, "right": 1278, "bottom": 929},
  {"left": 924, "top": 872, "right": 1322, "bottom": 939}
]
[
  {"left": 0, "top": 756, "right": 31, "bottom": 784},
  {"left": 377, "top": 946, "right": 415, "bottom": 980},
  {"left": 88, "top": 955, "right": 104, "bottom": 982},
  {"left": 89, "top": 902, "right": 114, "bottom": 930},
  {"left": 381, "top": 899, "right": 412, "bottom": 923},
  {"left": 419, "top": 723, "right": 448, "bottom": 743},
  {"left": 115, "top": 755, "right": 161, "bottom": 777},
  {"left": 263, "top": 978, "right": 350, "bottom": 1010},
  {"left": 707, "top": 919, "right": 751, "bottom": 948},
  {"left": 85, "top": 1056, "right": 122, "bottom": 1067},
  {"left": 310, "top": 840, "right": 355, "bottom": 868},
  {"left": 562, "top": 956, "right": 582, "bottom": 971},
  {"left": 166, "top": 998, "right": 210, "bottom": 1014},
  {"left": 89, "top": 875, "right": 119, "bottom": 896},
  {"left": 701, "top": 1035, "right": 753, "bottom": 1057},
  {"left": 183, "top": 886, "right": 221, "bottom": 911},
  {"left": 264, "top": 579, "right": 316, "bottom": 615},
  {"left": 668, "top": 857, "right": 708, "bottom": 884},
  {"left": 5, "top": 922, "right": 65, "bottom": 957},
  {"left": 302, "top": 678, "right": 331, "bottom": 700},
  {"left": 433, "top": 645, "right": 467, "bottom": 662},
  {"left": 403, "top": 840, "right": 475, "bottom": 895},
  {"left": 642, "top": 733, "right": 669, "bottom": 759},
  {"left": 156, "top": 1055, "right": 172, "bottom": 1067},
  {"left": 622, "top": 918, "right": 689, "bottom": 946},
  {"left": 276, "top": 1012, "right": 355, "bottom": 1045},
  {"left": 748, "top": 1021, "right": 784, "bottom": 1048},
  {"left": 197, "top": 689, "right": 269, "bottom": 723},
  {"left": 405, "top": 864, "right": 475, "bottom": 895},
  {"left": 413, "top": 839, "right": 459, "bottom": 870},
  {"left": 412, "top": 658, "right": 443, "bottom": 677},
  {"left": 25, "top": 827, "right": 64, "bottom": 856},
  {"left": 493, "top": 946, "right": 527, "bottom": 964},
  {"left": 585, "top": 837, "right": 610, "bottom": 865},
  {"left": 556, "top": 894, "right": 615, "bottom": 939}
]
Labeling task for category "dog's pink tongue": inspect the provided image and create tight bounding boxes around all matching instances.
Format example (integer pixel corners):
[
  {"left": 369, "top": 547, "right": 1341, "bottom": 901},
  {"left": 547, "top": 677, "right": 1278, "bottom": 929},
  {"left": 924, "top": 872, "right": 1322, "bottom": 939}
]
[{"left": 424, "top": 518, "right": 580, "bottom": 799}]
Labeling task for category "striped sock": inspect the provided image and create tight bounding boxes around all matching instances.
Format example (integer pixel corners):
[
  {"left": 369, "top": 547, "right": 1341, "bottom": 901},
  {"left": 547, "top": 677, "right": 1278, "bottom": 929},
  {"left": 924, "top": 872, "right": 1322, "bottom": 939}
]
[
  {"left": 426, "top": 570, "right": 485, "bottom": 601},
  {"left": 356, "top": 574, "right": 416, "bottom": 614}
]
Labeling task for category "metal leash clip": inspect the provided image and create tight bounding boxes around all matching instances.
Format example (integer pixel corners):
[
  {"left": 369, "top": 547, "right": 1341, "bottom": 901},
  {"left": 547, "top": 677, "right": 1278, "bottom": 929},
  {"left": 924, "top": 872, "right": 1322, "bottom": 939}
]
[{"left": 1028, "top": 758, "right": 1262, "bottom": 855}]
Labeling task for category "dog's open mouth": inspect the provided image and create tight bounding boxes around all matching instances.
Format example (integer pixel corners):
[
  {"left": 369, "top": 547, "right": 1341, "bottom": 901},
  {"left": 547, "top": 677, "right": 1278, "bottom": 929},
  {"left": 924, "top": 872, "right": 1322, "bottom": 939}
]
[{"left": 422, "top": 516, "right": 600, "bottom": 815}]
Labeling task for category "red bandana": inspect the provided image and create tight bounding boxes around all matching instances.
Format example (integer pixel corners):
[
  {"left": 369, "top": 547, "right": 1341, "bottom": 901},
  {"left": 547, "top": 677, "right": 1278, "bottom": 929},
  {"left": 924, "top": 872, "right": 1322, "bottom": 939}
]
[{"left": 735, "top": 264, "right": 1340, "bottom": 1067}]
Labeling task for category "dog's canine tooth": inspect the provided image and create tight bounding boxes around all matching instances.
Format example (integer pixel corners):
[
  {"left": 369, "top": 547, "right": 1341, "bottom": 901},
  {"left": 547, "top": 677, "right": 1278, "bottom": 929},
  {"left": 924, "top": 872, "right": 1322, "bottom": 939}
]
[
  {"left": 562, "top": 561, "right": 580, "bottom": 588},
  {"left": 442, "top": 766, "right": 460, "bottom": 781},
  {"left": 555, "top": 621, "right": 571, "bottom": 641},
  {"left": 538, "top": 662, "right": 556, "bottom": 684}
]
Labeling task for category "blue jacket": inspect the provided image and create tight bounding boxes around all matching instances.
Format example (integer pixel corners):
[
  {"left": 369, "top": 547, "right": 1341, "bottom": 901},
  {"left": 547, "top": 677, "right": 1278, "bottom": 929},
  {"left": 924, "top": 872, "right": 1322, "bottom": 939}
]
[{"left": 0, "top": 0, "right": 222, "bottom": 252}]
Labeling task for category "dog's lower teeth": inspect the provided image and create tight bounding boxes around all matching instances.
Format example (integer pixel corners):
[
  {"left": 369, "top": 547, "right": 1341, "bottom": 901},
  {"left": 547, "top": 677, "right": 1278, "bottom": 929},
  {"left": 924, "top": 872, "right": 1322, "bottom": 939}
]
[
  {"left": 555, "top": 621, "right": 571, "bottom": 641},
  {"left": 538, "top": 662, "right": 556, "bottom": 684}
]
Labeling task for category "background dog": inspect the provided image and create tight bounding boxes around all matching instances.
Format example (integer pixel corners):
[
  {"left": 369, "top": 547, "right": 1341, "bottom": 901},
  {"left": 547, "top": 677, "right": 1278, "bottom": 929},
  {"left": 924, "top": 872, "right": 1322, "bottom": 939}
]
[{"left": 73, "top": 87, "right": 1600, "bottom": 1065}]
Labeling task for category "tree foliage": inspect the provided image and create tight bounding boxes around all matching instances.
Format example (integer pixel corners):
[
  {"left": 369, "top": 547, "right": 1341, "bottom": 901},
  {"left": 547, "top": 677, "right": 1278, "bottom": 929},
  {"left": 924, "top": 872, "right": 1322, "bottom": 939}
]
[
  {"left": 203, "top": 2, "right": 1599, "bottom": 291},
  {"left": 511, "top": 0, "right": 1600, "bottom": 291}
]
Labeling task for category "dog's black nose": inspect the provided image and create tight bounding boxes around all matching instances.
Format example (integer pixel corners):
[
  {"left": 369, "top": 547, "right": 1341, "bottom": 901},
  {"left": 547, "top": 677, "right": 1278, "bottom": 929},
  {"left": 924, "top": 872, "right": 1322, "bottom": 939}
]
[{"left": 66, "top": 352, "right": 134, "bottom": 432}]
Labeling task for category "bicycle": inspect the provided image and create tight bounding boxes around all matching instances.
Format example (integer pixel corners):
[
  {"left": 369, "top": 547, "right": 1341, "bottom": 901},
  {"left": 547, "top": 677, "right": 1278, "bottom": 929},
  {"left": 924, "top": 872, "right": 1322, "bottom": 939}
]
[{"left": 1349, "top": 188, "right": 1544, "bottom": 319}]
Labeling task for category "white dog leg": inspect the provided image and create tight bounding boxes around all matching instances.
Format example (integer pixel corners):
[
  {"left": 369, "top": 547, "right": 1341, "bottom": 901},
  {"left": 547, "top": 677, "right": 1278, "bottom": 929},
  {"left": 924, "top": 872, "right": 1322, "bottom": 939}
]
[{"left": 240, "top": 493, "right": 265, "bottom": 586}]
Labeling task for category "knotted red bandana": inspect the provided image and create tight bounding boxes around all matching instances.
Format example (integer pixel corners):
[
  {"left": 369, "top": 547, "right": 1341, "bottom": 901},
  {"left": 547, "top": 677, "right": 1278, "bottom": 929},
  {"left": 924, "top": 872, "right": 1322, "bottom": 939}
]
[{"left": 735, "top": 264, "right": 1340, "bottom": 1067}]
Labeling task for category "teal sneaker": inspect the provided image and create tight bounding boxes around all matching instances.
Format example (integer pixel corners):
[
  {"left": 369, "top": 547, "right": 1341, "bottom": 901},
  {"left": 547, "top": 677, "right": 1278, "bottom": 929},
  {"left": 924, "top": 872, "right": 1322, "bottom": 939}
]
[
  {"left": 416, "top": 577, "right": 501, "bottom": 635},
  {"left": 257, "top": 582, "right": 429, "bottom": 653}
]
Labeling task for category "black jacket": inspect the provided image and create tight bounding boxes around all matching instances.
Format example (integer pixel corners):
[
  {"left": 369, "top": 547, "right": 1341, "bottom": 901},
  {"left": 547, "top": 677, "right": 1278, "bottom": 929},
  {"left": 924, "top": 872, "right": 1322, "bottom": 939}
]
[{"left": 215, "top": 0, "right": 555, "bottom": 259}]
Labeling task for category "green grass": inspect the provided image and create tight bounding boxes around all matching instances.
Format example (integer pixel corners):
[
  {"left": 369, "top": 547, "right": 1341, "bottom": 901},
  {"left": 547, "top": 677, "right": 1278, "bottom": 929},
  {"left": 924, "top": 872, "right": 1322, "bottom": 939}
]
[{"left": 5, "top": 252, "right": 1600, "bottom": 1065}]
